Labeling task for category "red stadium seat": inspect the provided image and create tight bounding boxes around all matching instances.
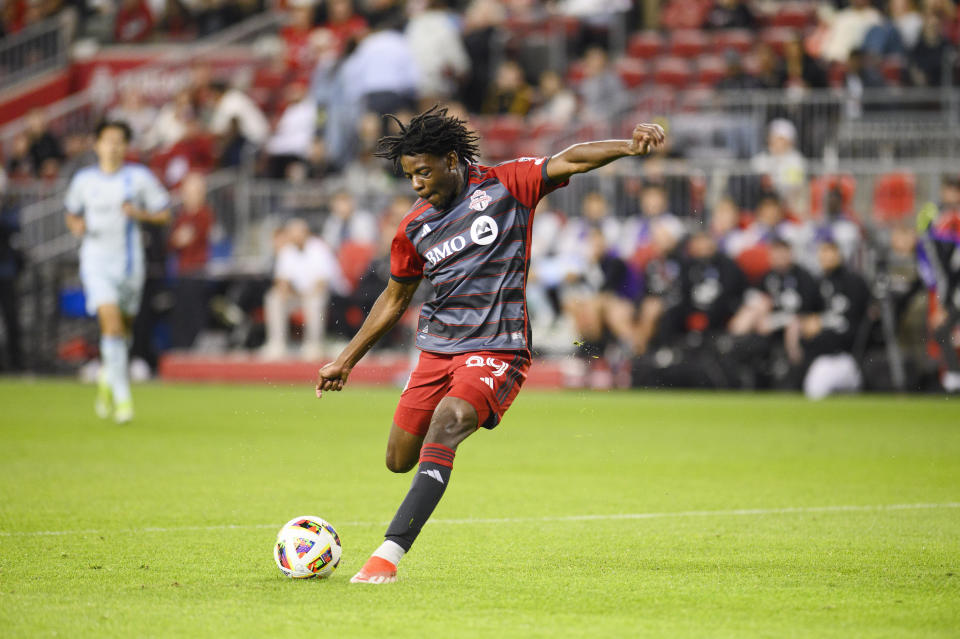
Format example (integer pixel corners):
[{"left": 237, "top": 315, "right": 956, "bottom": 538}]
[
  {"left": 809, "top": 174, "right": 857, "bottom": 220},
  {"left": 769, "top": 2, "right": 814, "bottom": 29},
  {"left": 760, "top": 27, "right": 797, "bottom": 56},
  {"left": 652, "top": 56, "right": 693, "bottom": 89},
  {"left": 736, "top": 244, "right": 772, "bottom": 283},
  {"left": 566, "top": 60, "right": 586, "bottom": 85},
  {"left": 338, "top": 241, "right": 376, "bottom": 291},
  {"left": 669, "top": 29, "right": 711, "bottom": 58},
  {"left": 661, "top": 0, "right": 712, "bottom": 30},
  {"left": 627, "top": 31, "right": 664, "bottom": 59},
  {"left": 695, "top": 54, "right": 727, "bottom": 86},
  {"left": 873, "top": 172, "right": 916, "bottom": 224},
  {"left": 711, "top": 29, "right": 754, "bottom": 54},
  {"left": 615, "top": 58, "right": 649, "bottom": 88}
]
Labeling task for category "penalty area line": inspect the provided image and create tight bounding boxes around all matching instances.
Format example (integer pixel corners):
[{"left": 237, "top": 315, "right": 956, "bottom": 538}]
[{"left": 0, "top": 502, "right": 958, "bottom": 537}]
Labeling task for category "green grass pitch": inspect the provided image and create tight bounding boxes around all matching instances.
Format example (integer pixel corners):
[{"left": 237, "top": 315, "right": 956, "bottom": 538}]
[{"left": 0, "top": 380, "right": 958, "bottom": 638}]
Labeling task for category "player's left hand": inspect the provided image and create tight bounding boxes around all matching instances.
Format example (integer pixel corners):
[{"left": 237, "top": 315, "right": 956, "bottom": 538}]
[
  {"left": 122, "top": 202, "right": 141, "bottom": 220},
  {"left": 628, "top": 123, "right": 666, "bottom": 156}
]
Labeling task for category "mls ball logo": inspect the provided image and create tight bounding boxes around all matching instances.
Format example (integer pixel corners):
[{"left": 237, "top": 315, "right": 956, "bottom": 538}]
[
  {"left": 469, "top": 189, "right": 492, "bottom": 211},
  {"left": 471, "top": 215, "right": 498, "bottom": 246}
]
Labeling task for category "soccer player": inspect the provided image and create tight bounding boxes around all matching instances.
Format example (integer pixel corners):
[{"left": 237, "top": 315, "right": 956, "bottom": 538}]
[
  {"left": 316, "top": 106, "right": 664, "bottom": 583},
  {"left": 64, "top": 121, "right": 171, "bottom": 423}
]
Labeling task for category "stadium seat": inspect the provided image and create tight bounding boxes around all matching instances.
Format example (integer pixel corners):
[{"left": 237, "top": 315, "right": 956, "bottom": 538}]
[
  {"left": 615, "top": 58, "right": 649, "bottom": 88},
  {"left": 711, "top": 29, "right": 754, "bottom": 54},
  {"left": 872, "top": 172, "right": 916, "bottom": 224},
  {"left": 661, "top": 0, "right": 712, "bottom": 30},
  {"left": 652, "top": 56, "right": 693, "bottom": 89},
  {"left": 627, "top": 31, "right": 664, "bottom": 59},
  {"left": 669, "top": 29, "right": 711, "bottom": 58},
  {"left": 881, "top": 56, "right": 905, "bottom": 85},
  {"left": 695, "top": 54, "right": 727, "bottom": 86},
  {"left": 338, "top": 241, "right": 376, "bottom": 291},
  {"left": 735, "top": 244, "right": 772, "bottom": 283},
  {"left": 769, "top": 2, "right": 814, "bottom": 28},
  {"left": 809, "top": 174, "right": 857, "bottom": 220}
]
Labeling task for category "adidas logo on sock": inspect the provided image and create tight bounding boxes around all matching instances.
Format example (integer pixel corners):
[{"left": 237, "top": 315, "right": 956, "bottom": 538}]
[{"left": 419, "top": 469, "right": 444, "bottom": 484}]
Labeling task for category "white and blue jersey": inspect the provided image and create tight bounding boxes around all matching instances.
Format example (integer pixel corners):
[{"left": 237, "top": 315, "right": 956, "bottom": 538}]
[{"left": 64, "top": 163, "right": 169, "bottom": 315}]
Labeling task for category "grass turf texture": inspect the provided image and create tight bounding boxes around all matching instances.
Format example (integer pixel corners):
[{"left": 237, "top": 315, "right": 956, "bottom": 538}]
[{"left": 0, "top": 381, "right": 957, "bottom": 638}]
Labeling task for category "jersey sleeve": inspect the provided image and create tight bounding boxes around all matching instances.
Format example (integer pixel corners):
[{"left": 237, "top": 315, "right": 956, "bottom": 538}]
[
  {"left": 64, "top": 173, "right": 84, "bottom": 215},
  {"left": 489, "top": 156, "right": 569, "bottom": 209},
  {"left": 390, "top": 224, "right": 424, "bottom": 283},
  {"left": 138, "top": 167, "right": 171, "bottom": 212}
]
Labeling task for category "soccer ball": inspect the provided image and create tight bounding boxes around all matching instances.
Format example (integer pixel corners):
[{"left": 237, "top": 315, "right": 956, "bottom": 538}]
[{"left": 273, "top": 516, "right": 342, "bottom": 579}]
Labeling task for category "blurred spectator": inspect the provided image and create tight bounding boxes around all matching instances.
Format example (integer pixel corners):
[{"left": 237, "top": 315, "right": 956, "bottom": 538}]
[
  {"left": 702, "top": 0, "right": 756, "bottom": 30},
  {"left": 818, "top": 186, "right": 862, "bottom": 266},
  {"left": 891, "top": 0, "right": 923, "bottom": 50},
  {"left": 168, "top": 172, "right": 213, "bottom": 348},
  {"left": 634, "top": 215, "right": 687, "bottom": 355},
  {"left": 481, "top": 60, "right": 533, "bottom": 116},
  {"left": 157, "top": 0, "right": 193, "bottom": 38},
  {"left": 558, "top": 191, "right": 623, "bottom": 262},
  {"left": 621, "top": 184, "right": 676, "bottom": 270},
  {"left": 321, "top": 190, "right": 378, "bottom": 251},
  {"left": 61, "top": 132, "right": 96, "bottom": 178},
  {"left": 108, "top": 88, "right": 158, "bottom": 149},
  {"left": 218, "top": 116, "right": 252, "bottom": 169},
  {"left": 144, "top": 89, "right": 193, "bottom": 151},
  {"left": 5, "top": 134, "right": 32, "bottom": 179},
  {"left": 281, "top": 4, "right": 320, "bottom": 75},
  {"left": 843, "top": 48, "right": 887, "bottom": 118},
  {"left": 265, "top": 81, "right": 318, "bottom": 179},
  {"left": 321, "top": 0, "right": 368, "bottom": 54},
  {"left": 461, "top": 0, "right": 504, "bottom": 112},
  {"left": 681, "top": 229, "right": 747, "bottom": 345},
  {"left": 753, "top": 43, "right": 781, "bottom": 89},
  {"left": 0, "top": 182, "right": 23, "bottom": 371},
  {"left": 780, "top": 36, "right": 828, "bottom": 89},
  {"left": 261, "top": 218, "right": 345, "bottom": 361},
  {"left": 909, "top": 14, "right": 951, "bottom": 86},
  {"left": 821, "top": 0, "right": 883, "bottom": 63},
  {"left": 577, "top": 46, "right": 627, "bottom": 120},
  {"left": 114, "top": 0, "right": 154, "bottom": 43},
  {"left": 750, "top": 119, "right": 807, "bottom": 215},
  {"left": 530, "top": 70, "right": 577, "bottom": 126},
  {"left": 730, "top": 238, "right": 822, "bottom": 358},
  {"left": 339, "top": 112, "right": 398, "bottom": 207},
  {"left": 208, "top": 81, "right": 270, "bottom": 147},
  {"left": 405, "top": 0, "right": 470, "bottom": 101},
  {"left": 150, "top": 119, "right": 215, "bottom": 188},
  {"left": 341, "top": 19, "right": 420, "bottom": 116},
  {"left": 727, "top": 194, "right": 785, "bottom": 279},
  {"left": 25, "top": 109, "right": 65, "bottom": 178},
  {"left": 715, "top": 49, "right": 765, "bottom": 91},
  {"left": 790, "top": 240, "right": 870, "bottom": 399}
]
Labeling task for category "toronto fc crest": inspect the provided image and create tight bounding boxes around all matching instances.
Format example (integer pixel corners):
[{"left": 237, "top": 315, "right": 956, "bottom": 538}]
[{"left": 469, "top": 189, "right": 492, "bottom": 211}]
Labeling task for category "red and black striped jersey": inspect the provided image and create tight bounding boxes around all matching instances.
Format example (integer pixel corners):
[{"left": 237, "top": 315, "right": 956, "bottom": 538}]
[{"left": 390, "top": 157, "right": 567, "bottom": 354}]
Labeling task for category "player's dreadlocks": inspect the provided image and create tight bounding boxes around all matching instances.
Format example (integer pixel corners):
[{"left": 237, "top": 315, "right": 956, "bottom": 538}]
[{"left": 375, "top": 105, "right": 480, "bottom": 172}]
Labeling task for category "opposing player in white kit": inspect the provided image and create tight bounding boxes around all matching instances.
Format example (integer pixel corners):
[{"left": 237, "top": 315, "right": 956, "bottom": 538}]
[{"left": 64, "top": 121, "right": 171, "bottom": 423}]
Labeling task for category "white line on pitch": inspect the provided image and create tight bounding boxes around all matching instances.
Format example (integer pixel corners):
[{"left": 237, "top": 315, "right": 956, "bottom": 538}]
[{"left": 1, "top": 502, "right": 957, "bottom": 538}]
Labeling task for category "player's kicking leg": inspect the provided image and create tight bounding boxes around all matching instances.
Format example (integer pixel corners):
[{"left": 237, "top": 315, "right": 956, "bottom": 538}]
[{"left": 351, "top": 397, "right": 477, "bottom": 584}]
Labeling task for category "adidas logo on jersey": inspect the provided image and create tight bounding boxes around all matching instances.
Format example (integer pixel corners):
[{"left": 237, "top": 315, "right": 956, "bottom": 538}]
[
  {"left": 480, "top": 377, "right": 495, "bottom": 390},
  {"left": 420, "top": 223, "right": 431, "bottom": 238},
  {"left": 419, "top": 469, "right": 444, "bottom": 484}
]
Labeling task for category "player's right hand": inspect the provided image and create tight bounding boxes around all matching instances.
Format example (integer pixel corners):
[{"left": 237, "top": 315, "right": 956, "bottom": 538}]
[
  {"left": 316, "top": 361, "right": 350, "bottom": 396},
  {"left": 65, "top": 214, "right": 86, "bottom": 237}
]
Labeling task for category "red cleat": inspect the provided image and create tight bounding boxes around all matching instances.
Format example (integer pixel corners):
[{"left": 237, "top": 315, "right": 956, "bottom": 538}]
[{"left": 350, "top": 556, "right": 397, "bottom": 584}]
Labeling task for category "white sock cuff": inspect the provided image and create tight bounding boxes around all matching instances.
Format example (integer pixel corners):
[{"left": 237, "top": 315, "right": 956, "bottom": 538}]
[{"left": 372, "top": 540, "right": 406, "bottom": 566}]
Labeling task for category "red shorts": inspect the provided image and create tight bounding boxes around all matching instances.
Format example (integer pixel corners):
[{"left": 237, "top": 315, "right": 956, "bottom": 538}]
[{"left": 393, "top": 350, "right": 531, "bottom": 437}]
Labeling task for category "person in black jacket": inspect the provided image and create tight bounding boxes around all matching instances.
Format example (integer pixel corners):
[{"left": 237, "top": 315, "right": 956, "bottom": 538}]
[{"left": 791, "top": 239, "right": 870, "bottom": 398}]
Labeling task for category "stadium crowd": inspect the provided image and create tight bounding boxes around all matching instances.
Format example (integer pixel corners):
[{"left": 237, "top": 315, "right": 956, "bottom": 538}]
[{"left": 1, "top": 0, "right": 959, "bottom": 396}]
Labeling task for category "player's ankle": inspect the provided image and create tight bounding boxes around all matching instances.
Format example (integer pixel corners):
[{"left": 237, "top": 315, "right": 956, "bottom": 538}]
[{"left": 372, "top": 539, "right": 406, "bottom": 566}]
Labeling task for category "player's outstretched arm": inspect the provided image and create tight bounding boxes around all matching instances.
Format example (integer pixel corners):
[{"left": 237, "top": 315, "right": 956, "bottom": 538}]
[
  {"left": 546, "top": 123, "right": 666, "bottom": 184},
  {"left": 64, "top": 212, "right": 86, "bottom": 237},
  {"left": 123, "top": 202, "right": 171, "bottom": 225},
  {"left": 316, "top": 277, "right": 421, "bottom": 394}
]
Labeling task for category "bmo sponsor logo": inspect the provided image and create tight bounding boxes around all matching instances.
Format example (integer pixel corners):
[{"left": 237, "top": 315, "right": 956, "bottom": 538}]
[
  {"left": 424, "top": 214, "right": 501, "bottom": 265},
  {"left": 425, "top": 235, "right": 467, "bottom": 265}
]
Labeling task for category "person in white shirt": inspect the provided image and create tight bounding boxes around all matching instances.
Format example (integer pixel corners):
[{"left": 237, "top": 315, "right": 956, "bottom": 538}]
[
  {"left": 750, "top": 118, "right": 807, "bottom": 215},
  {"left": 341, "top": 22, "right": 420, "bottom": 115},
  {"left": 821, "top": 0, "right": 883, "bottom": 62},
  {"left": 262, "top": 218, "right": 346, "bottom": 360},
  {"left": 321, "top": 190, "right": 378, "bottom": 251},
  {"left": 265, "top": 81, "right": 318, "bottom": 178},
  {"left": 207, "top": 81, "right": 270, "bottom": 147},
  {"left": 64, "top": 120, "right": 171, "bottom": 423},
  {"left": 405, "top": 0, "right": 470, "bottom": 100}
]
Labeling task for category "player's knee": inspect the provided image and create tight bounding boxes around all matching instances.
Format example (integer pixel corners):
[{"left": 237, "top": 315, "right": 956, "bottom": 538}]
[
  {"left": 385, "top": 449, "right": 416, "bottom": 473},
  {"left": 428, "top": 400, "right": 477, "bottom": 445}
]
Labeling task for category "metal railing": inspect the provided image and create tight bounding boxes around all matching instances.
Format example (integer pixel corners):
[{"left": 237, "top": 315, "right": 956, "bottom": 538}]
[{"left": 0, "top": 14, "right": 71, "bottom": 91}]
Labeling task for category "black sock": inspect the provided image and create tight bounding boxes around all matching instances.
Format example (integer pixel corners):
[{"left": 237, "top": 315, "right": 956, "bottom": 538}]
[{"left": 384, "top": 443, "right": 455, "bottom": 552}]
